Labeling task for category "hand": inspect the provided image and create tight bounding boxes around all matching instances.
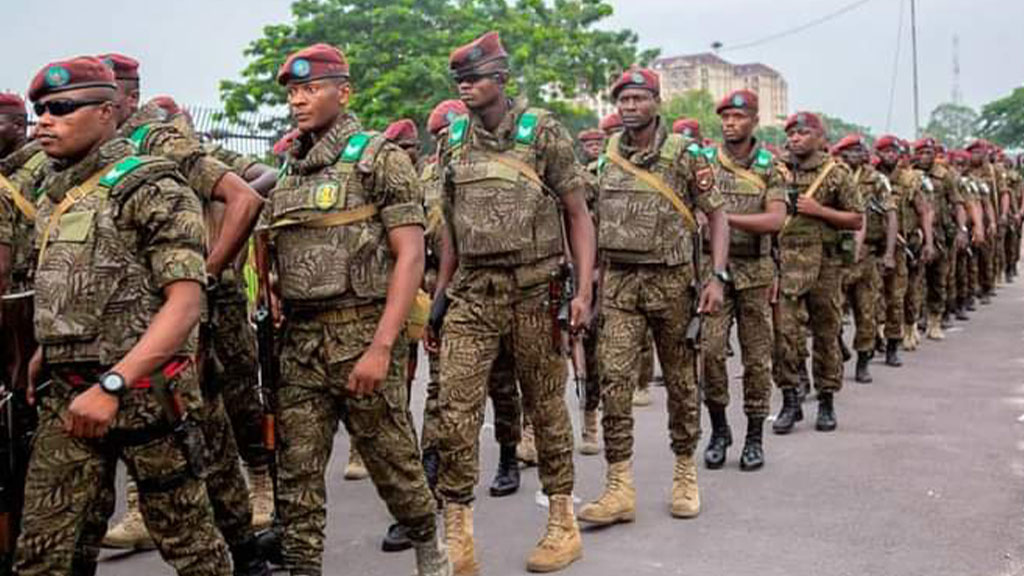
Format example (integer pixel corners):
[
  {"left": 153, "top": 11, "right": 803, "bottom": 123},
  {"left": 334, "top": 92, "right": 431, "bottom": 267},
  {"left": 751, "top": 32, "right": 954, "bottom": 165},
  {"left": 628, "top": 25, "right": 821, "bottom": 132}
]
[
  {"left": 972, "top": 228, "right": 985, "bottom": 246},
  {"left": 988, "top": 223, "right": 997, "bottom": 239},
  {"left": 26, "top": 351, "right": 43, "bottom": 406},
  {"left": 347, "top": 343, "right": 391, "bottom": 397},
  {"left": 921, "top": 243, "right": 936, "bottom": 264},
  {"left": 569, "top": 294, "right": 593, "bottom": 333},
  {"left": 270, "top": 290, "right": 285, "bottom": 329},
  {"left": 955, "top": 230, "right": 968, "bottom": 251},
  {"left": 698, "top": 280, "right": 724, "bottom": 315},
  {"left": 424, "top": 326, "right": 441, "bottom": 354},
  {"left": 796, "top": 196, "right": 824, "bottom": 218},
  {"left": 64, "top": 385, "right": 119, "bottom": 439},
  {"left": 883, "top": 253, "right": 896, "bottom": 270},
  {"left": 769, "top": 276, "right": 780, "bottom": 305}
]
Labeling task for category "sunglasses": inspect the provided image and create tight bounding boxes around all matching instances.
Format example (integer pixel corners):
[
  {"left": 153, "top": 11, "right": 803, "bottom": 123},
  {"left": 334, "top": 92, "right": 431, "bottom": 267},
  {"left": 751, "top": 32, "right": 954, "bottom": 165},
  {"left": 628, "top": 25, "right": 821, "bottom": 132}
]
[
  {"left": 33, "top": 98, "right": 110, "bottom": 117},
  {"left": 451, "top": 72, "right": 499, "bottom": 85}
]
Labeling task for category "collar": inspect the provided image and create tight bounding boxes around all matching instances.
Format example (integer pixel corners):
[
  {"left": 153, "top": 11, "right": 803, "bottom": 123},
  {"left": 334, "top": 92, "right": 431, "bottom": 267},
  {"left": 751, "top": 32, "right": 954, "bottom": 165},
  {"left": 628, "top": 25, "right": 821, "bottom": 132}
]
[
  {"left": 289, "top": 113, "right": 362, "bottom": 174},
  {"left": 42, "top": 138, "right": 133, "bottom": 203},
  {"left": 0, "top": 139, "right": 43, "bottom": 177},
  {"left": 618, "top": 116, "right": 667, "bottom": 167}
]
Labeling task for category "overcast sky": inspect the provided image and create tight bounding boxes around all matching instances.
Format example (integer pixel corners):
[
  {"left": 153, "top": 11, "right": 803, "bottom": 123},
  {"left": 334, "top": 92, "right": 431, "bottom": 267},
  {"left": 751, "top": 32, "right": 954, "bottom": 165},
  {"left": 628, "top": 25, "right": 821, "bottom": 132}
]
[{"left": 3, "top": 0, "right": 1020, "bottom": 137}]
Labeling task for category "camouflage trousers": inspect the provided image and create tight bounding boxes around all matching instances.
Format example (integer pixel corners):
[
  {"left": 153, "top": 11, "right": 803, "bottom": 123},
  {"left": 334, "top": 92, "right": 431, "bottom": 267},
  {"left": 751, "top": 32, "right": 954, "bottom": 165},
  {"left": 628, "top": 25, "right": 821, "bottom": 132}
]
[
  {"left": 16, "top": 366, "right": 231, "bottom": 576},
  {"left": 980, "top": 238, "right": 996, "bottom": 293},
  {"left": 582, "top": 315, "right": 652, "bottom": 412},
  {"left": 598, "top": 263, "right": 700, "bottom": 463},
  {"left": 946, "top": 244, "right": 961, "bottom": 311},
  {"left": 882, "top": 250, "right": 909, "bottom": 339},
  {"left": 926, "top": 246, "right": 950, "bottom": 316},
  {"left": 277, "top": 311, "right": 435, "bottom": 575},
  {"left": 843, "top": 250, "right": 883, "bottom": 352},
  {"left": 904, "top": 259, "right": 925, "bottom": 326},
  {"left": 438, "top": 268, "right": 574, "bottom": 502},
  {"left": 1007, "top": 224, "right": 1021, "bottom": 271},
  {"left": 995, "top": 225, "right": 1007, "bottom": 279},
  {"left": 421, "top": 337, "right": 522, "bottom": 453},
  {"left": 703, "top": 281, "right": 773, "bottom": 418}
]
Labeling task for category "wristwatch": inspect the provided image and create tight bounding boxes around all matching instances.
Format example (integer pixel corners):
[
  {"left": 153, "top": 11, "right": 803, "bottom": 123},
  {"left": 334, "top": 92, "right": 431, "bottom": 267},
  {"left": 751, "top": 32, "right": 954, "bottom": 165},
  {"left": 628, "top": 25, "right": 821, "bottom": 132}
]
[
  {"left": 99, "top": 371, "right": 127, "bottom": 397},
  {"left": 713, "top": 269, "right": 732, "bottom": 285}
]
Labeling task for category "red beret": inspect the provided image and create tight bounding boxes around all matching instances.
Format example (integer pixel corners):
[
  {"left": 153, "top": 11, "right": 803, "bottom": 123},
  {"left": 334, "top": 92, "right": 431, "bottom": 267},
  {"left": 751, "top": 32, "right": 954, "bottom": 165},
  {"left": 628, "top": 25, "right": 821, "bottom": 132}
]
[
  {"left": 913, "top": 137, "right": 938, "bottom": 151},
  {"left": 833, "top": 133, "right": 865, "bottom": 152},
  {"left": 384, "top": 119, "right": 419, "bottom": 145},
  {"left": 273, "top": 129, "right": 300, "bottom": 156},
  {"left": 578, "top": 129, "right": 605, "bottom": 142},
  {"left": 449, "top": 32, "right": 508, "bottom": 77},
  {"left": 97, "top": 53, "right": 140, "bottom": 81},
  {"left": 427, "top": 99, "right": 468, "bottom": 135},
  {"left": 874, "top": 135, "right": 901, "bottom": 152},
  {"left": 277, "top": 44, "right": 349, "bottom": 86},
  {"left": 610, "top": 68, "right": 660, "bottom": 100},
  {"left": 599, "top": 112, "right": 623, "bottom": 134},
  {"left": 28, "top": 56, "right": 117, "bottom": 102},
  {"left": 148, "top": 95, "right": 181, "bottom": 117},
  {"left": 0, "top": 93, "right": 25, "bottom": 116},
  {"left": 784, "top": 112, "right": 824, "bottom": 133},
  {"left": 672, "top": 118, "right": 701, "bottom": 140},
  {"left": 716, "top": 89, "right": 759, "bottom": 115}
]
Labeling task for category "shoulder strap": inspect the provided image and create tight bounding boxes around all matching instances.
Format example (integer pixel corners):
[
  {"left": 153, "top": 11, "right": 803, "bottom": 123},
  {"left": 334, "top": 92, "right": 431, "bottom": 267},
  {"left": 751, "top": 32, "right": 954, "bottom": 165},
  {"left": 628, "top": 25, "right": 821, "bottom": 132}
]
[
  {"left": 37, "top": 163, "right": 118, "bottom": 266},
  {"left": 129, "top": 124, "right": 152, "bottom": 151},
  {"left": 0, "top": 172, "right": 37, "bottom": 220},
  {"left": 99, "top": 156, "right": 149, "bottom": 189},
  {"left": 780, "top": 159, "right": 839, "bottom": 235},
  {"left": 717, "top": 148, "right": 767, "bottom": 191},
  {"left": 605, "top": 135, "right": 697, "bottom": 233},
  {"left": 340, "top": 132, "right": 372, "bottom": 164},
  {"left": 515, "top": 108, "right": 549, "bottom": 147}
]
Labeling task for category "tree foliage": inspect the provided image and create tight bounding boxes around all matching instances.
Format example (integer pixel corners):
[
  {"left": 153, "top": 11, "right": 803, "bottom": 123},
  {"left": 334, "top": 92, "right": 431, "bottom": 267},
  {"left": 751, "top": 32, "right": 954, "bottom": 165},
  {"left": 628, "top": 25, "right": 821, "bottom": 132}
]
[
  {"left": 219, "top": 0, "right": 655, "bottom": 131},
  {"left": 976, "top": 87, "right": 1024, "bottom": 149},
  {"left": 922, "top": 102, "right": 978, "bottom": 149},
  {"left": 820, "top": 113, "right": 873, "bottom": 144},
  {"left": 661, "top": 90, "right": 721, "bottom": 141}
]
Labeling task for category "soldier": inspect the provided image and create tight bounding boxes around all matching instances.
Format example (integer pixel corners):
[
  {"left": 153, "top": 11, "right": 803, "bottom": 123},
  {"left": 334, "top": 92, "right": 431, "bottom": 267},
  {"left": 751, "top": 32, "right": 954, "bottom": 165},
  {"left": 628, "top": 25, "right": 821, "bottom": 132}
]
[
  {"left": 834, "top": 134, "right": 896, "bottom": 383},
  {"left": 771, "top": 112, "right": 863, "bottom": 434},
  {"left": 258, "top": 43, "right": 449, "bottom": 576},
  {"left": 578, "top": 129, "right": 605, "bottom": 169},
  {"left": 700, "top": 90, "right": 785, "bottom": 471},
  {"left": 432, "top": 32, "right": 595, "bottom": 574},
  {"left": 1002, "top": 154, "right": 1022, "bottom": 281},
  {"left": 599, "top": 111, "right": 623, "bottom": 136},
  {"left": 950, "top": 150, "right": 986, "bottom": 316},
  {"left": 966, "top": 140, "right": 999, "bottom": 304},
  {"left": 16, "top": 55, "right": 232, "bottom": 576},
  {"left": 575, "top": 127, "right": 604, "bottom": 456},
  {"left": 672, "top": 117, "right": 701, "bottom": 141},
  {"left": 579, "top": 67, "right": 727, "bottom": 525}
]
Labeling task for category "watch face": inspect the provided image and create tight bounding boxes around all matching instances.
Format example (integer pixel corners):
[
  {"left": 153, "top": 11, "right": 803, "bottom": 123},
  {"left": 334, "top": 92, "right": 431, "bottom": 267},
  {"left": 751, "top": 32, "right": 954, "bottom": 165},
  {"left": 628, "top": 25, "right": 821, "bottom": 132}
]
[{"left": 101, "top": 373, "right": 125, "bottom": 393}]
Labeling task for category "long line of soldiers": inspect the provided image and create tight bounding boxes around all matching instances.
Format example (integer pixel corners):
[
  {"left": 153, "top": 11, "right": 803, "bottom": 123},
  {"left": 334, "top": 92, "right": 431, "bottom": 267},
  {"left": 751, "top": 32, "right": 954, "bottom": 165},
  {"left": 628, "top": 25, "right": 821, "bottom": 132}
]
[{"left": 0, "top": 29, "right": 1019, "bottom": 576}]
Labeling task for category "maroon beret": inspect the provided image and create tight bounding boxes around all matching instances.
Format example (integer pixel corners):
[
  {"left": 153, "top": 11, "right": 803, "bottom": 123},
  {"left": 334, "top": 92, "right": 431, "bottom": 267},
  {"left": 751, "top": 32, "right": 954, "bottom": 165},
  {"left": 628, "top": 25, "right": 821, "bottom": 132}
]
[
  {"left": 784, "top": 111, "right": 825, "bottom": 133},
  {"left": 965, "top": 139, "right": 988, "bottom": 152},
  {"left": 28, "top": 56, "right": 117, "bottom": 102},
  {"left": 427, "top": 99, "right": 468, "bottom": 135},
  {"left": 716, "top": 89, "right": 759, "bottom": 115},
  {"left": 273, "top": 129, "right": 300, "bottom": 156},
  {"left": 148, "top": 95, "right": 181, "bottom": 116},
  {"left": 874, "top": 135, "right": 901, "bottom": 152},
  {"left": 833, "top": 133, "right": 865, "bottom": 152},
  {"left": 277, "top": 44, "right": 349, "bottom": 86},
  {"left": 913, "top": 137, "right": 938, "bottom": 151},
  {"left": 97, "top": 53, "right": 140, "bottom": 81},
  {"left": 449, "top": 31, "right": 508, "bottom": 77},
  {"left": 610, "top": 68, "right": 660, "bottom": 100},
  {"left": 599, "top": 112, "right": 623, "bottom": 134},
  {"left": 0, "top": 93, "right": 25, "bottom": 116},
  {"left": 578, "top": 129, "right": 605, "bottom": 143},
  {"left": 672, "top": 118, "right": 701, "bottom": 140},
  {"left": 384, "top": 119, "right": 419, "bottom": 145}
]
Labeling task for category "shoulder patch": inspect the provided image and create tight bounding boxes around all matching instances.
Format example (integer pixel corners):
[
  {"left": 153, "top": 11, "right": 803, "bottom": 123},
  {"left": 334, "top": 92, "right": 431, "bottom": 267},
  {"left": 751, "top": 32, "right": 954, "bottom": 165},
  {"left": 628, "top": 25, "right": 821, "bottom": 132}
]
[
  {"left": 702, "top": 147, "right": 718, "bottom": 163},
  {"left": 515, "top": 112, "right": 539, "bottom": 145},
  {"left": 448, "top": 116, "right": 469, "bottom": 148},
  {"left": 341, "top": 132, "right": 372, "bottom": 163},
  {"left": 686, "top": 142, "right": 702, "bottom": 157},
  {"left": 100, "top": 156, "right": 146, "bottom": 188},
  {"left": 754, "top": 148, "right": 773, "bottom": 169},
  {"left": 129, "top": 124, "right": 151, "bottom": 151}
]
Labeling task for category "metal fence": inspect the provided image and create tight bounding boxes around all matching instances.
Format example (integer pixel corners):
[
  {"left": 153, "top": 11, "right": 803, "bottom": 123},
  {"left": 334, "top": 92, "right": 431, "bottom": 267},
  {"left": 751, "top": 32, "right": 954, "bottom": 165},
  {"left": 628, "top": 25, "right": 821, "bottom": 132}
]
[{"left": 186, "top": 105, "right": 286, "bottom": 159}]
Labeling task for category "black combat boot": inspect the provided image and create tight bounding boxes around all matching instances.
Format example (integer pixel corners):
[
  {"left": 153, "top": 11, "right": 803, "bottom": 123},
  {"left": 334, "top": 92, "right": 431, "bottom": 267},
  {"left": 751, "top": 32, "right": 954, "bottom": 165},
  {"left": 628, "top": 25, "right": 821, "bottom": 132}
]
[
  {"left": 815, "top": 392, "right": 838, "bottom": 432},
  {"left": 231, "top": 536, "right": 272, "bottom": 576},
  {"left": 254, "top": 526, "right": 283, "bottom": 567},
  {"left": 966, "top": 296, "right": 977, "bottom": 311},
  {"left": 980, "top": 292, "right": 992, "bottom": 305},
  {"left": 489, "top": 443, "right": 520, "bottom": 497},
  {"left": 955, "top": 300, "right": 970, "bottom": 321},
  {"left": 885, "top": 338, "right": 902, "bottom": 367},
  {"left": 422, "top": 447, "right": 440, "bottom": 493},
  {"left": 839, "top": 332, "right": 852, "bottom": 363},
  {"left": 703, "top": 404, "right": 732, "bottom": 469},
  {"left": 739, "top": 416, "right": 765, "bottom": 471},
  {"left": 381, "top": 522, "right": 412, "bottom": 552},
  {"left": 940, "top": 311, "right": 953, "bottom": 329},
  {"left": 772, "top": 388, "right": 803, "bottom": 435},
  {"left": 855, "top": 351, "right": 873, "bottom": 383}
]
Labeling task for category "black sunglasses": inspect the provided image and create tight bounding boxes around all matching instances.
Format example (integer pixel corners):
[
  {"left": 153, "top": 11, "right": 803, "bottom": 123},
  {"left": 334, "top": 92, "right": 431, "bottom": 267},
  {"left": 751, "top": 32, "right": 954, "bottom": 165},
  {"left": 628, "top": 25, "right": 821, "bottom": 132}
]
[
  {"left": 33, "top": 98, "right": 110, "bottom": 117},
  {"left": 451, "top": 72, "right": 499, "bottom": 85}
]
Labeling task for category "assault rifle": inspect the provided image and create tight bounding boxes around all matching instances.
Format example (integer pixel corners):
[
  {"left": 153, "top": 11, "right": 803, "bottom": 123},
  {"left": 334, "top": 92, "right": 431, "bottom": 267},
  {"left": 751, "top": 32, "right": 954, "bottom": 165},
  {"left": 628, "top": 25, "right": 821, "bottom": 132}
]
[
  {"left": 867, "top": 197, "right": 919, "bottom": 264},
  {"left": 687, "top": 224, "right": 705, "bottom": 395},
  {"left": 253, "top": 232, "right": 279, "bottom": 507}
]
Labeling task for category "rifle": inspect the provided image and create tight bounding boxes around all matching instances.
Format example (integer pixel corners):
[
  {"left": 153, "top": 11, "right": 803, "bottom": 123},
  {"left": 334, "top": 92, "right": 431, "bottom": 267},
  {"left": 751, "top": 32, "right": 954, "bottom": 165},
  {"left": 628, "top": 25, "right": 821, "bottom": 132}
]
[
  {"left": 253, "top": 232, "right": 279, "bottom": 507},
  {"left": 687, "top": 224, "right": 705, "bottom": 396},
  {"left": 868, "top": 198, "right": 918, "bottom": 264}
]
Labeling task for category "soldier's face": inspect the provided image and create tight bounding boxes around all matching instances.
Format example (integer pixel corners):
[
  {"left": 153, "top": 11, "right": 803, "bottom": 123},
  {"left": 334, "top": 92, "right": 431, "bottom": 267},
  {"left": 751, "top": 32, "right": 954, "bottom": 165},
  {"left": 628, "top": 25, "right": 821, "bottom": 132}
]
[
  {"left": 970, "top": 149, "right": 985, "bottom": 166},
  {"left": 877, "top": 148, "right": 899, "bottom": 167},
  {"left": 580, "top": 139, "right": 603, "bottom": 161},
  {"left": 616, "top": 88, "right": 658, "bottom": 131},
  {"left": 840, "top": 146, "right": 865, "bottom": 167},
  {"left": 0, "top": 115, "right": 25, "bottom": 152},
  {"left": 456, "top": 72, "right": 502, "bottom": 110},
  {"left": 287, "top": 79, "right": 350, "bottom": 134},
  {"left": 786, "top": 127, "right": 819, "bottom": 157},
  {"left": 111, "top": 80, "right": 140, "bottom": 127},
  {"left": 399, "top": 142, "right": 420, "bottom": 166},
  {"left": 915, "top": 147, "right": 935, "bottom": 168},
  {"left": 34, "top": 88, "right": 116, "bottom": 160},
  {"left": 720, "top": 109, "right": 757, "bottom": 144}
]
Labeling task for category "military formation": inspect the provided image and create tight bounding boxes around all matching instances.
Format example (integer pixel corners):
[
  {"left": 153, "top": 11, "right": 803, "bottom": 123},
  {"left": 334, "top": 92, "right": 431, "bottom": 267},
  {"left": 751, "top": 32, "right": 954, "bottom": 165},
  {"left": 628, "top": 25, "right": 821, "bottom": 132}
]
[{"left": 0, "top": 29, "right": 1020, "bottom": 576}]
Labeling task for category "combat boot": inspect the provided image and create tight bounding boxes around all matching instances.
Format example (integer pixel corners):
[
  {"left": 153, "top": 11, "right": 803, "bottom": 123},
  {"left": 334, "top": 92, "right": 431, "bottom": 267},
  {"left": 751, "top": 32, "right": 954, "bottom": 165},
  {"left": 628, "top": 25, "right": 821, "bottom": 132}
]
[
  {"left": 230, "top": 536, "right": 272, "bottom": 576},
  {"left": 254, "top": 527, "right": 283, "bottom": 567},
  {"left": 941, "top": 310, "right": 953, "bottom": 329},
  {"left": 517, "top": 424, "right": 538, "bottom": 467},
  {"left": 926, "top": 312, "right": 945, "bottom": 341},
  {"left": 902, "top": 323, "right": 919, "bottom": 351},
  {"left": 344, "top": 444, "right": 369, "bottom": 481},
  {"left": 955, "top": 301, "right": 970, "bottom": 321},
  {"left": 885, "top": 338, "right": 903, "bottom": 367},
  {"left": 772, "top": 388, "right": 803, "bottom": 435},
  {"left": 579, "top": 410, "right": 600, "bottom": 456},
  {"left": 980, "top": 292, "right": 992, "bottom": 305},
  {"left": 489, "top": 443, "right": 520, "bottom": 497},
  {"left": 702, "top": 404, "right": 731, "bottom": 469},
  {"left": 414, "top": 531, "right": 453, "bottom": 576},
  {"left": 102, "top": 480, "right": 156, "bottom": 550},
  {"left": 839, "top": 332, "right": 852, "bottom": 363},
  {"left": 578, "top": 460, "right": 635, "bottom": 525},
  {"left": 815, "top": 392, "right": 837, "bottom": 432},
  {"left": 670, "top": 454, "right": 700, "bottom": 518},
  {"left": 248, "top": 464, "right": 274, "bottom": 531},
  {"left": 444, "top": 503, "right": 479, "bottom": 576},
  {"left": 854, "top": 351, "right": 873, "bottom": 384},
  {"left": 966, "top": 296, "right": 976, "bottom": 311},
  {"left": 739, "top": 417, "right": 765, "bottom": 471},
  {"left": 382, "top": 522, "right": 412, "bottom": 553},
  {"left": 526, "top": 494, "right": 582, "bottom": 573},
  {"left": 632, "top": 386, "right": 652, "bottom": 407}
]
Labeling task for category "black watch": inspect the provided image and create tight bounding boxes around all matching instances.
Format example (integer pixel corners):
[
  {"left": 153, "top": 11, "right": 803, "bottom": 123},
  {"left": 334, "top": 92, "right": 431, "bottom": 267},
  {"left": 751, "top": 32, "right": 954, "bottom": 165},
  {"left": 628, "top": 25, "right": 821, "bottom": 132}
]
[
  {"left": 713, "top": 269, "right": 731, "bottom": 285},
  {"left": 99, "top": 371, "right": 127, "bottom": 397}
]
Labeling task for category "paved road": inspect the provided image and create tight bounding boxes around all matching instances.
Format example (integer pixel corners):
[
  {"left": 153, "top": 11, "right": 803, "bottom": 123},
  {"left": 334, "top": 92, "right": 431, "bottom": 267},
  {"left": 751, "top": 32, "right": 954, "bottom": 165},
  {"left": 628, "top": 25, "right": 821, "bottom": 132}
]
[{"left": 101, "top": 280, "right": 1024, "bottom": 576}]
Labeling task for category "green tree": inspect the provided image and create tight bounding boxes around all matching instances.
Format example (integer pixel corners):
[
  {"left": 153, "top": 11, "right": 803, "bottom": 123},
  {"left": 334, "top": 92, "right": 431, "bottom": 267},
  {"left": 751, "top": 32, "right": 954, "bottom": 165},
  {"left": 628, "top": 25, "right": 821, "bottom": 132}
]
[
  {"left": 754, "top": 125, "right": 786, "bottom": 148},
  {"left": 661, "top": 90, "right": 721, "bottom": 141},
  {"left": 820, "top": 113, "right": 873, "bottom": 144},
  {"left": 976, "top": 87, "right": 1024, "bottom": 149},
  {"left": 922, "top": 102, "right": 978, "bottom": 149},
  {"left": 219, "top": 0, "right": 655, "bottom": 131}
]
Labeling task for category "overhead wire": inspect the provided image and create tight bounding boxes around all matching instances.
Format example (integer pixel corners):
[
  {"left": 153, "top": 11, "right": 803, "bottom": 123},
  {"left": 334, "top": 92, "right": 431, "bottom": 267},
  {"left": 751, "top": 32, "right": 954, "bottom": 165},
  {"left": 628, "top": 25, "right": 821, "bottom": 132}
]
[
  {"left": 719, "top": 0, "right": 876, "bottom": 53},
  {"left": 885, "top": 0, "right": 907, "bottom": 132}
]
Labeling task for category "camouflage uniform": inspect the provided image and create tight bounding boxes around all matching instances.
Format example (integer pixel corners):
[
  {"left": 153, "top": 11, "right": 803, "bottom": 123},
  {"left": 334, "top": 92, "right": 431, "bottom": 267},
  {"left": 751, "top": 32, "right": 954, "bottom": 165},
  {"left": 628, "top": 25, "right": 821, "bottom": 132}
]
[
  {"left": 877, "top": 165, "right": 924, "bottom": 341},
  {"left": 265, "top": 113, "right": 435, "bottom": 575},
  {"left": 921, "top": 162, "right": 965, "bottom": 319},
  {"left": 1005, "top": 167, "right": 1022, "bottom": 274},
  {"left": 436, "top": 98, "right": 580, "bottom": 502},
  {"left": 16, "top": 138, "right": 231, "bottom": 576},
  {"left": 967, "top": 165, "right": 996, "bottom": 296},
  {"left": 702, "top": 143, "right": 786, "bottom": 418},
  {"left": 844, "top": 164, "right": 895, "bottom": 353},
  {"left": 957, "top": 173, "right": 980, "bottom": 306},
  {"left": 596, "top": 120, "right": 723, "bottom": 463}
]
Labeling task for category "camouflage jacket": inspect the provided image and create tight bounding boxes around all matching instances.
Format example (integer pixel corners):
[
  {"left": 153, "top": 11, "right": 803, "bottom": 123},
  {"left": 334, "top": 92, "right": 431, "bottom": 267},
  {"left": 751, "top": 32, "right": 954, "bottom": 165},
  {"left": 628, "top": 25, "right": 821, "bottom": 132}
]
[
  {"left": 781, "top": 151, "right": 861, "bottom": 246},
  {"left": 0, "top": 140, "right": 49, "bottom": 292},
  {"left": 922, "top": 162, "right": 965, "bottom": 241},
  {"left": 878, "top": 164, "right": 924, "bottom": 238},
  {"left": 855, "top": 163, "right": 896, "bottom": 246}
]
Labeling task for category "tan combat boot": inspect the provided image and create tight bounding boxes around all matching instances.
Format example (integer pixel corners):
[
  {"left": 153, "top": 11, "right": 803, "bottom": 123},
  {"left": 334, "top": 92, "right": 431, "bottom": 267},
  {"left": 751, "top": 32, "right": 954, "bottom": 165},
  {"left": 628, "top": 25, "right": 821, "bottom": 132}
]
[
  {"left": 925, "top": 312, "right": 945, "bottom": 341},
  {"left": 902, "top": 323, "right": 919, "bottom": 351},
  {"left": 344, "top": 444, "right": 369, "bottom": 481},
  {"left": 102, "top": 479, "right": 156, "bottom": 550},
  {"left": 526, "top": 494, "right": 583, "bottom": 573},
  {"left": 632, "top": 386, "right": 652, "bottom": 407},
  {"left": 444, "top": 503, "right": 480, "bottom": 576},
  {"left": 414, "top": 530, "right": 453, "bottom": 576},
  {"left": 670, "top": 454, "right": 700, "bottom": 519},
  {"left": 579, "top": 410, "right": 600, "bottom": 456},
  {"left": 577, "top": 460, "right": 635, "bottom": 525},
  {"left": 248, "top": 464, "right": 274, "bottom": 530},
  {"left": 517, "top": 424, "right": 538, "bottom": 467}
]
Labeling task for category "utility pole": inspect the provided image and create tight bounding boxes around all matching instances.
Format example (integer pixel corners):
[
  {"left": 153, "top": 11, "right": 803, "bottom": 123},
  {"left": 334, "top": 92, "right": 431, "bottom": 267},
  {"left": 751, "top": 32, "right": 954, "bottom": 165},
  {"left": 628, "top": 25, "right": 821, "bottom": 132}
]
[
  {"left": 910, "top": 0, "right": 921, "bottom": 137},
  {"left": 952, "top": 34, "right": 962, "bottom": 105}
]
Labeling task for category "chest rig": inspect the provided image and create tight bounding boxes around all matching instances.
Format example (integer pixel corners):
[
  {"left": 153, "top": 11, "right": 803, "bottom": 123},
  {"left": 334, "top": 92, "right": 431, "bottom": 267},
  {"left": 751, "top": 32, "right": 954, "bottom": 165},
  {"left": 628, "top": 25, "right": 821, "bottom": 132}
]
[{"left": 714, "top": 147, "right": 775, "bottom": 258}]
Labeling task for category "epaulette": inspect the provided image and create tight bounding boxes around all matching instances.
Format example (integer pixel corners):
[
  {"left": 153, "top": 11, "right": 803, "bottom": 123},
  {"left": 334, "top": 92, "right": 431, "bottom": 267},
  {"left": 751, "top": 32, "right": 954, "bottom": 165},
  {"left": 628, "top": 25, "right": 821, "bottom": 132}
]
[{"left": 100, "top": 155, "right": 180, "bottom": 199}]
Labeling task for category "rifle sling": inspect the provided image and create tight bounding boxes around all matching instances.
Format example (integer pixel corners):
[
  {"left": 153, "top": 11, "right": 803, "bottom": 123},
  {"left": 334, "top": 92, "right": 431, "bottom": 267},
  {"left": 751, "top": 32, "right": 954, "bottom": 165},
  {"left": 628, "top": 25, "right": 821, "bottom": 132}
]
[
  {"left": 717, "top": 150, "right": 767, "bottom": 191},
  {"left": 781, "top": 159, "right": 838, "bottom": 236},
  {"left": 263, "top": 204, "right": 378, "bottom": 231},
  {"left": 0, "top": 172, "right": 36, "bottom": 221},
  {"left": 605, "top": 146, "right": 698, "bottom": 233}
]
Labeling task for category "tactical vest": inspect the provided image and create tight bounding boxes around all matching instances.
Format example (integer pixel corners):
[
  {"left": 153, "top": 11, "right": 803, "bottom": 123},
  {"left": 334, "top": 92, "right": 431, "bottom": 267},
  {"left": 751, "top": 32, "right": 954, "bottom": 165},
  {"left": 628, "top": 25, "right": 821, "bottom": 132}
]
[
  {"left": 713, "top": 147, "right": 774, "bottom": 258},
  {"left": 444, "top": 109, "right": 562, "bottom": 267},
  {"left": 861, "top": 168, "right": 888, "bottom": 245},
  {"left": 783, "top": 159, "right": 840, "bottom": 245},
  {"left": 34, "top": 156, "right": 185, "bottom": 365},
  {"left": 892, "top": 169, "right": 921, "bottom": 236},
  {"left": 4, "top": 149, "right": 48, "bottom": 288},
  {"left": 597, "top": 133, "right": 693, "bottom": 265},
  {"left": 268, "top": 132, "right": 391, "bottom": 303}
]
